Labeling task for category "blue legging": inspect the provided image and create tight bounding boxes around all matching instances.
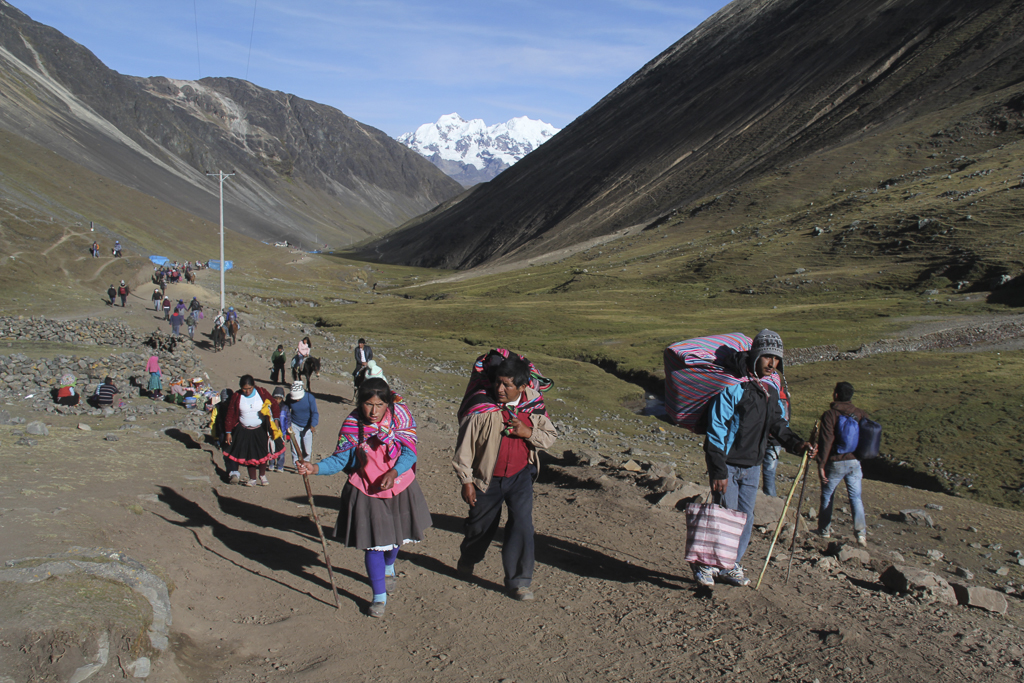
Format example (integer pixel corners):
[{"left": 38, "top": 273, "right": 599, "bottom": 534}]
[{"left": 364, "top": 547, "right": 400, "bottom": 595}]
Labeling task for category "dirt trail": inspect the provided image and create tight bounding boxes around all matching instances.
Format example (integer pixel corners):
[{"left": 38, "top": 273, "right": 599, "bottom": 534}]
[{"left": 2, "top": 275, "right": 1023, "bottom": 683}]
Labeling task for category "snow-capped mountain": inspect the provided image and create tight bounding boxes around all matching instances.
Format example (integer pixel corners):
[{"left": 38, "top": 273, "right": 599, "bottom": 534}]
[{"left": 398, "top": 113, "right": 560, "bottom": 187}]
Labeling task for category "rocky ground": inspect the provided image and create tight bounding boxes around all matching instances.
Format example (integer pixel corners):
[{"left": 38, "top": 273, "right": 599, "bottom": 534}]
[{"left": 1, "top": 277, "right": 1023, "bottom": 683}]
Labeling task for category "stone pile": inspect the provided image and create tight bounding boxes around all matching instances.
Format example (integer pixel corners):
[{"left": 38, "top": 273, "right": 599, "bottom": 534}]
[
  {"left": 0, "top": 319, "right": 205, "bottom": 417},
  {"left": 0, "top": 315, "right": 148, "bottom": 347}
]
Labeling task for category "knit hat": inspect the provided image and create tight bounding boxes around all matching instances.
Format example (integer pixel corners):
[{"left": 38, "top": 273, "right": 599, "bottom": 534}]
[
  {"left": 272, "top": 387, "right": 286, "bottom": 398},
  {"left": 748, "top": 329, "right": 784, "bottom": 370},
  {"left": 290, "top": 381, "right": 305, "bottom": 400},
  {"left": 365, "top": 360, "right": 386, "bottom": 382},
  {"left": 60, "top": 373, "right": 77, "bottom": 388},
  {"left": 219, "top": 388, "right": 232, "bottom": 402}
]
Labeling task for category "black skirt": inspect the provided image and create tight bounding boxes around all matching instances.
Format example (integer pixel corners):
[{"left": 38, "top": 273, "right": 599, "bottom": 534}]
[
  {"left": 224, "top": 424, "right": 276, "bottom": 466},
  {"left": 333, "top": 478, "right": 432, "bottom": 551}
]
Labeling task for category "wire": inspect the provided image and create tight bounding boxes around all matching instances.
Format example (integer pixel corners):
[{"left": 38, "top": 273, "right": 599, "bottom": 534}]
[
  {"left": 193, "top": 0, "right": 202, "bottom": 79},
  {"left": 245, "top": 0, "right": 258, "bottom": 82}
]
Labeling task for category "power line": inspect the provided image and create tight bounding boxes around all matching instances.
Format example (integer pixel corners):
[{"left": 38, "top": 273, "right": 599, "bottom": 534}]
[
  {"left": 245, "top": 0, "right": 258, "bottom": 82},
  {"left": 193, "top": 0, "right": 202, "bottom": 79}
]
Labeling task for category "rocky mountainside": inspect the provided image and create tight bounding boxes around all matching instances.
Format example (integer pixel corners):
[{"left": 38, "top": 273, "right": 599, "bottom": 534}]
[
  {"left": 397, "top": 113, "right": 560, "bottom": 186},
  {"left": 0, "top": 1, "right": 462, "bottom": 249},
  {"left": 371, "top": 0, "right": 1024, "bottom": 269}
]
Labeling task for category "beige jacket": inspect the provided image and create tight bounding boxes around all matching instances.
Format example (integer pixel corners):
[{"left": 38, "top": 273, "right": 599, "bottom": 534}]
[{"left": 452, "top": 387, "right": 558, "bottom": 491}]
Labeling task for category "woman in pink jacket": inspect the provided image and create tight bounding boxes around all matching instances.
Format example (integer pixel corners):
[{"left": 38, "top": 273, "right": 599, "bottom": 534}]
[{"left": 298, "top": 378, "right": 431, "bottom": 618}]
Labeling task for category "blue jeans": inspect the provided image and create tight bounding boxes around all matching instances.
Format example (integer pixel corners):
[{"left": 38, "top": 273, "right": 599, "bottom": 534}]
[
  {"left": 712, "top": 463, "right": 760, "bottom": 567},
  {"left": 762, "top": 444, "right": 781, "bottom": 496},
  {"left": 817, "top": 459, "right": 866, "bottom": 535}
]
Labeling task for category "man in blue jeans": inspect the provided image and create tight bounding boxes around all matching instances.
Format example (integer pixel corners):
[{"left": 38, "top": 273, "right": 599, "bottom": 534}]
[
  {"left": 816, "top": 382, "right": 870, "bottom": 546},
  {"left": 695, "top": 329, "right": 816, "bottom": 588}
]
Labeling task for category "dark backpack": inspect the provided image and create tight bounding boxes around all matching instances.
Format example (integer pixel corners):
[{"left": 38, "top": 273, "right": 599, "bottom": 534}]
[
  {"left": 834, "top": 414, "right": 860, "bottom": 454},
  {"left": 854, "top": 418, "right": 883, "bottom": 459}
]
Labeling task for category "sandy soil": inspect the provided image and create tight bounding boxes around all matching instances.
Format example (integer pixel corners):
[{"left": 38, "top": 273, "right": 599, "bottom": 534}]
[{"left": 2, "top": 278, "right": 1023, "bottom": 683}]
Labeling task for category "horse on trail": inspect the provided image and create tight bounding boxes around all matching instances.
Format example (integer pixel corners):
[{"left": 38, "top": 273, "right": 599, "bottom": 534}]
[
  {"left": 293, "top": 356, "right": 321, "bottom": 391},
  {"left": 226, "top": 319, "right": 238, "bottom": 346},
  {"left": 212, "top": 325, "right": 226, "bottom": 352}
]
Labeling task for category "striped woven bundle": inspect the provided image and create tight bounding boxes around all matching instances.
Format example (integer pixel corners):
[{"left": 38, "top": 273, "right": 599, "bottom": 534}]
[
  {"left": 457, "top": 348, "right": 552, "bottom": 421},
  {"left": 683, "top": 501, "right": 748, "bottom": 569},
  {"left": 663, "top": 332, "right": 783, "bottom": 432}
]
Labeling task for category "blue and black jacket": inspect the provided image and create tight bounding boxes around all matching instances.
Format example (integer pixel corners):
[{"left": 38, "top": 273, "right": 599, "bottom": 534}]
[{"left": 704, "top": 377, "right": 804, "bottom": 481}]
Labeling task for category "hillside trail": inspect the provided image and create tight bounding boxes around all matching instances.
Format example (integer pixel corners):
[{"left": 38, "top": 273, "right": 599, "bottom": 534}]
[{"left": 12, "top": 272, "right": 1024, "bottom": 683}]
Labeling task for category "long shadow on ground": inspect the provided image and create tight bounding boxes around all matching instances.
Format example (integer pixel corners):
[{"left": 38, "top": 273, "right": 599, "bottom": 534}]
[
  {"left": 429, "top": 513, "right": 690, "bottom": 590},
  {"left": 156, "top": 486, "right": 362, "bottom": 608}
]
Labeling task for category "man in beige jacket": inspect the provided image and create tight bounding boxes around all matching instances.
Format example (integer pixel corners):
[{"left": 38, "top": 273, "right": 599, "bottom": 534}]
[{"left": 453, "top": 356, "right": 557, "bottom": 601}]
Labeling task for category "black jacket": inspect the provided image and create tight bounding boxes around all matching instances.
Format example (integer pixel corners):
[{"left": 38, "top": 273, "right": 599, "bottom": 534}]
[{"left": 704, "top": 378, "right": 804, "bottom": 481}]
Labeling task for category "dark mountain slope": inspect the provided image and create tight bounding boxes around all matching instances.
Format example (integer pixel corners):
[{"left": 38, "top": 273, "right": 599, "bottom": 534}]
[
  {"left": 370, "top": 0, "right": 1024, "bottom": 268},
  {"left": 0, "top": 1, "right": 462, "bottom": 248}
]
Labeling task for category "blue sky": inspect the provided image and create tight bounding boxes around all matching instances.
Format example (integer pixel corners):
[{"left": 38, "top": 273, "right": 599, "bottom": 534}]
[{"left": 13, "top": 0, "right": 728, "bottom": 137}]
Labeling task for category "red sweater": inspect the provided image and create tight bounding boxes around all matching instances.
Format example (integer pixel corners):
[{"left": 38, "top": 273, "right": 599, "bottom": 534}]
[{"left": 223, "top": 387, "right": 280, "bottom": 432}]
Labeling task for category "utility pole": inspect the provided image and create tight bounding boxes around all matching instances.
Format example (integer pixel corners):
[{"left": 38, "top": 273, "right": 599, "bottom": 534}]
[{"left": 206, "top": 171, "right": 234, "bottom": 313}]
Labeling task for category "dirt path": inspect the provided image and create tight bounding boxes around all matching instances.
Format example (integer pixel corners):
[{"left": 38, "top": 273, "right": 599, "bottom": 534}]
[{"left": 2, "top": 280, "right": 1023, "bottom": 683}]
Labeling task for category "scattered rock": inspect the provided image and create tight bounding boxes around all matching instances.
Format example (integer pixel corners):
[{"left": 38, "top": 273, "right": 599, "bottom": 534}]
[
  {"left": 815, "top": 556, "right": 839, "bottom": 571},
  {"left": 950, "top": 584, "right": 1008, "bottom": 614},
  {"left": 621, "top": 459, "right": 643, "bottom": 472},
  {"left": 242, "top": 333, "right": 256, "bottom": 346},
  {"left": 15, "top": 437, "right": 37, "bottom": 446},
  {"left": 890, "top": 551, "right": 905, "bottom": 563},
  {"left": 78, "top": 423, "right": 92, "bottom": 431},
  {"left": 127, "top": 657, "right": 152, "bottom": 678},
  {"left": 648, "top": 461, "right": 676, "bottom": 479},
  {"left": 899, "top": 509, "right": 934, "bottom": 528},
  {"left": 575, "top": 449, "right": 605, "bottom": 467},
  {"left": 838, "top": 547, "right": 871, "bottom": 565},
  {"left": 25, "top": 420, "right": 49, "bottom": 436},
  {"left": 753, "top": 491, "right": 785, "bottom": 526},
  {"left": 924, "top": 503, "right": 943, "bottom": 510},
  {"left": 105, "top": 434, "right": 119, "bottom": 442},
  {"left": 955, "top": 566, "right": 975, "bottom": 580},
  {"left": 879, "top": 565, "right": 957, "bottom": 605},
  {"left": 995, "top": 566, "right": 1010, "bottom": 576},
  {"left": 926, "top": 549, "right": 945, "bottom": 561},
  {"left": 102, "top": 407, "right": 115, "bottom": 418},
  {"left": 655, "top": 483, "right": 707, "bottom": 510}
]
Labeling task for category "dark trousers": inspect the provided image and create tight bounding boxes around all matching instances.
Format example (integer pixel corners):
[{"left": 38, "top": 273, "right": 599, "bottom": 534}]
[
  {"left": 271, "top": 361, "right": 285, "bottom": 383},
  {"left": 459, "top": 465, "right": 535, "bottom": 590}
]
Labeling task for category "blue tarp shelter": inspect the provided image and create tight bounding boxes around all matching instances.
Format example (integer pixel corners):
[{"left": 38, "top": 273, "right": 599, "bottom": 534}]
[
  {"left": 208, "top": 260, "right": 234, "bottom": 271},
  {"left": 149, "top": 255, "right": 170, "bottom": 266}
]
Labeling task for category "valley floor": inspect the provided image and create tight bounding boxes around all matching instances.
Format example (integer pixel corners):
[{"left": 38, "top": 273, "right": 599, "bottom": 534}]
[{"left": 1, "top": 280, "right": 1023, "bottom": 683}]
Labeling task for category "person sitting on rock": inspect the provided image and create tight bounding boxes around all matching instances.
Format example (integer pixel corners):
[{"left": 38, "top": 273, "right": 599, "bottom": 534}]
[
  {"left": 96, "top": 376, "right": 120, "bottom": 407},
  {"left": 55, "top": 373, "right": 80, "bottom": 406}
]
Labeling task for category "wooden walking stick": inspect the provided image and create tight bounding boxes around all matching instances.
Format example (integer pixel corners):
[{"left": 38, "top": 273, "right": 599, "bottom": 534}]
[
  {"left": 755, "top": 420, "right": 820, "bottom": 591},
  {"left": 292, "top": 426, "right": 341, "bottom": 608},
  {"left": 786, "top": 420, "right": 821, "bottom": 585}
]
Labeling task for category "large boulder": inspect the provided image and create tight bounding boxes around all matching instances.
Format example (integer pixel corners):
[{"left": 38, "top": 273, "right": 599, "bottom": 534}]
[
  {"left": 880, "top": 565, "right": 957, "bottom": 605},
  {"left": 899, "top": 509, "right": 935, "bottom": 528},
  {"left": 950, "top": 584, "right": 1008, "bottom": 614}
]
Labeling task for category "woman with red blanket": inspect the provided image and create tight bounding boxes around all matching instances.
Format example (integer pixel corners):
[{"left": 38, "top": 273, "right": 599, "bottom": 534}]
[{"left": 223, "top": 374, "right": 285, "bottom": 487}]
